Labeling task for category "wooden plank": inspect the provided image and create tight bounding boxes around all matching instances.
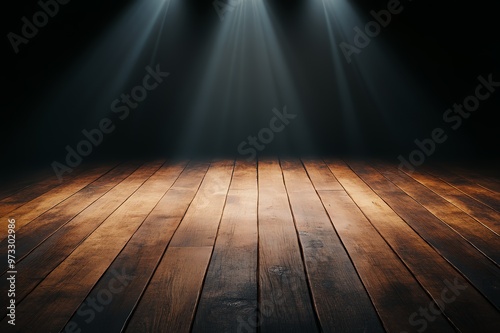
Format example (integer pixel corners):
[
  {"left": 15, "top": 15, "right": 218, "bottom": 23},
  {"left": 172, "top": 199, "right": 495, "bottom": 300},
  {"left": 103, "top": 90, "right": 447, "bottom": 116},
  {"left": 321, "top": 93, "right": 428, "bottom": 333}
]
[
  {"left": 372, "top": 160, "right": 500, "bottom": 265},
  {"left": 300, "top": 159, "right": 343, "bottom": 191},
  {"left": 0, "top": 162, "right": 104, "bottom": 217},
  {"left": 0, "top": 161, "right": 164, "bottom": 315},
  {"left": 167, "top": 160, "right": 235, "bottom": 247},
  {"left": 0, "top": 160, "right": 181, "bottom": 330},
  {"left": 131, "top": 247, "right": 213, "bottom": 332},
  {"left": 325, "top": 159, "right": 500, "bottom": 332},
  {"left": 0, "top": 161, "right": 141, "bottom": 272},
  {"left": 0, "top": 163, "right": 118, "bottom": 239},
  {"left": 190, "top": 161, "right": 258, "bottom": 333},
  {"left": 303, "top": 159, "right": 456, "bottom": 332},
  {"left": 256, "top": 159, "right": 319, "bottom": 333},
  {"left": 0, "top": 167, "right": 55, "bottom": 201},
  {"left": 347, "top": 160, "right": 500, "bottom": 307},
  {"left": 400, "top": 166, "right": 500, "bottom": 234},
  {"left": 447, "top": 164, "right": 500, "bottom": 193},
  {"left": 281, "top": 160, "right": 384, "bottom": 332},
  {"left": 124, "top": 160, "right": 234, "bottom": 333},
  {"left": 423, "top": 164, "right": 500, "bottom": 212},
  {"left": 0, "top": 160, "right": 184, "bottom": 332},
  {"left": 62, "top": 161, "right": 209, "bottom": 333}
]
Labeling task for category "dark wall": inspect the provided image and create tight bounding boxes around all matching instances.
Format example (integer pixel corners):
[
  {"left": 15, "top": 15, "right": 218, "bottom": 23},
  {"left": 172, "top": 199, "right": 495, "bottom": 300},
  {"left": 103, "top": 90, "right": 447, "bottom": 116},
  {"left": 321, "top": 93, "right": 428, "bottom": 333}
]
[{"left": 1, "top": 0, "right": 498, "bottom": 170}]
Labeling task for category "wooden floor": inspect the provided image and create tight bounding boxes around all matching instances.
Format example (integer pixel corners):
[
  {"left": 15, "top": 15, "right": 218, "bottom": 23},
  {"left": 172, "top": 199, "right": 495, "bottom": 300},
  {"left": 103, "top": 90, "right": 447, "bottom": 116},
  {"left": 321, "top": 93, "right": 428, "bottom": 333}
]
[{"left": 0, "top": 159, "right": 499, "bottom": 333}]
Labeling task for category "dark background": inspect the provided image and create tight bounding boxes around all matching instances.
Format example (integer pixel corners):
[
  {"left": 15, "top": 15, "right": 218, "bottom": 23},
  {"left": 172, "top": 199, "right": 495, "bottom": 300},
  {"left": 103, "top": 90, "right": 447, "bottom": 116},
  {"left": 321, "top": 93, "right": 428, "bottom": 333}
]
[{"left": 1, "top": 0, "right": 499, "bottom": 175}]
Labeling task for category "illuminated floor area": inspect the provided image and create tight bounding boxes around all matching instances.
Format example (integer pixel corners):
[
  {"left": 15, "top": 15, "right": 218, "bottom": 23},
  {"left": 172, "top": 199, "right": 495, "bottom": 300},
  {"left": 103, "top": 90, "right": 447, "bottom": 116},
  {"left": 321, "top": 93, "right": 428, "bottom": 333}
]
[{"left": 0, "top": 159, "right": 499, "bottom": 332}]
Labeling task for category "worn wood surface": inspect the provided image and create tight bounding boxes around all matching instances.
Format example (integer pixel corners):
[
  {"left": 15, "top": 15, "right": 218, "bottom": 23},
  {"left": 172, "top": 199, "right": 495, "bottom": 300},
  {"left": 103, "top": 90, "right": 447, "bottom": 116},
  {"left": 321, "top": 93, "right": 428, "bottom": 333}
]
[{"left": 0, "top": 159, "right": 498, "bottom": 333}]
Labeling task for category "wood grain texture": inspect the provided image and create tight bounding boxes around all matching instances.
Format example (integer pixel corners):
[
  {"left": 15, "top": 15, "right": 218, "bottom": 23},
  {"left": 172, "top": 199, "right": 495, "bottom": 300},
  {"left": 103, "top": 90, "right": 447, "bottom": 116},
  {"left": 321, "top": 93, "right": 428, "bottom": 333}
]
[
  {"left": 0, "top": 160, "right": 184, "bottom": 332},
  {"left": 0, "top": 159, "right": 498, "bottom": 332},
  {"left": 372, "top": 160, "right": 500, "bottom": 265},
  {"left": 168, "top": 160, "right": 235, "bottom": 247},
  {"left": 325, "top": 159, "right": 500, "bottom": 332},
  {"left": 0, "top": 167, "right": 57, "bottom": 201},
  {"left": 424, "top": 164, "right": 500, "bottom": 212},
  {"left": 0, "top": 163, "right": 100, "bottom": 214},
  {"left": 303, "top": 160, "right": 456, "bottom": 333},
  {"left": 0, "top": 161, "right": 164, "bottom": 318},
  {"left": 447, "top": 164, "right": 500, "bottom": 193},
  {"left": 192, "top": 160, "right": 258, "bottom": 333},
  {"left": 0, "top": 164, "right": 117, "bottom": 239},
  {"left": 282, "top": 159, "right": 384, "bottom": 333},
  {"left": 300, "top": 159, "right": 343, "bottom": 191},
  {"left": 257, "top": 159, "right": 319, "bottom": 333},
  {"left": 347, "top": 160, "right": 500, "bottom": 308},
  {"left": 124, "top": 160, "right": 234, "bottom": 333},
  {"left": 127, "top": 246, "right": 213, "bottom": 333},
  {"left": 0, "top": 161, "right": 141, "bottom": 273},
  {"left": 401, "top": 166, "right": 500, "bottom": 234},
  {"left": 64, "top": 161, "right": 208, "bottom": 333}
]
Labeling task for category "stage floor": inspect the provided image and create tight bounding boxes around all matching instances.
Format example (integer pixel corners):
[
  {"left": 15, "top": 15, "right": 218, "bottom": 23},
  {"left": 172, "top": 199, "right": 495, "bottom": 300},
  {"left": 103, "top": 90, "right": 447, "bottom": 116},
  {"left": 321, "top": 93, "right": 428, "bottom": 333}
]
[{"left": 0, "top": 159, "right": 499, "bottom": 332}]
